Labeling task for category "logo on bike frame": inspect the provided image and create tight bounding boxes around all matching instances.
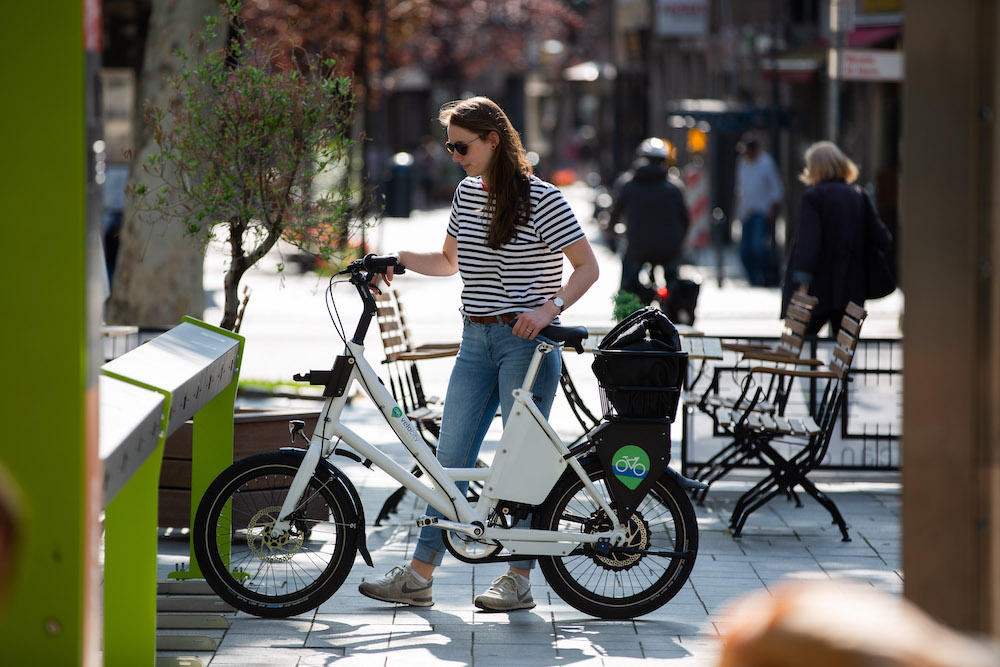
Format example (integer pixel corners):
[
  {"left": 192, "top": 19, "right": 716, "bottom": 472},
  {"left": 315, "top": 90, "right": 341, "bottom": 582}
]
[
  {"left": 391, "top": 407, "right": 402, "bottom": 418},
  {"left": 611, "top": 445, "right": 649, "bottom": 490}
]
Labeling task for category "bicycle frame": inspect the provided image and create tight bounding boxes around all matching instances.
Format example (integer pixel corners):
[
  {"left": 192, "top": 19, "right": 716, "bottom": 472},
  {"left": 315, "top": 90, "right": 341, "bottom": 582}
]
[{"left": 270, "top": 269, "right": 626, "bottom": 556}]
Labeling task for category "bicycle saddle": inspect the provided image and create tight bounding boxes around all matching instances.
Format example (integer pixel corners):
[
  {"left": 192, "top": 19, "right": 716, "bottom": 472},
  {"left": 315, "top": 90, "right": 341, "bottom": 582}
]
[{"left": 538, "top": 324, "right": 590, "bottom": 353}]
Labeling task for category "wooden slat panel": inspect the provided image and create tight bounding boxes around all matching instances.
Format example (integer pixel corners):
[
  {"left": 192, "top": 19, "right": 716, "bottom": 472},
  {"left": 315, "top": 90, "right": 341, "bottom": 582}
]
[
  {"left": 381, "top": 334, "right": 405, "bottom": 348},
  {"left": 790, "top": 292, "right": 818, "bottom": 307},
  {"left": 837, "top": 330, "right": 856, "bottom": 349},
  {"left": 158, "top": 580, "right": 215, "bottom": 595},
  {"left": 158, "top": 489, "right": 191, "bottom": 529},
  {"left": 786, "top": 304, "right": 811, "bottom": 321},
  {"left": 156, "top": 597, "right": 235, "bottom": 613},
  {"left": 833, "top": 345, "right": 854, "bottom": 366},
  {"left": 157, "top": 614, "right": 230, "bottom": 630},
  {"left": 160, "top": 459, "right": 191, "bottom": 489},
  {"left": 845, "top": 301, "right": 866, "bottom": 319},
  {"left": 155, "top": 636, "right": 217, "bottom": 652},
  {"left": 786, "top": 319, "right": 808, "bottom": 335},
  {"left": 841, "top": 317, "right": 861, "bottom": 337}
]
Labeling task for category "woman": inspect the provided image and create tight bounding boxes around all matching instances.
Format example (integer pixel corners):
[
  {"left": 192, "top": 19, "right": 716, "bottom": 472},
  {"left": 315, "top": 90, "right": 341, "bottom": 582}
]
[
  {"left": 359, "top": 97, "right": 599, "bottom": 611},
  {"left": 781, "top": 141, "right": 893, "bottom": 335}
]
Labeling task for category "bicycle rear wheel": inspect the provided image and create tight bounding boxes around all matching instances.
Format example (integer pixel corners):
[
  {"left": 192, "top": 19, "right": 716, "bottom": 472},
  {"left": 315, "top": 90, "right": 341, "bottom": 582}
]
[
  {"left": 193, "top": 452, "right": 358, "bottom": 618},
  {"left": 537, "top": 462, "right": 698, "bottom": 619}
]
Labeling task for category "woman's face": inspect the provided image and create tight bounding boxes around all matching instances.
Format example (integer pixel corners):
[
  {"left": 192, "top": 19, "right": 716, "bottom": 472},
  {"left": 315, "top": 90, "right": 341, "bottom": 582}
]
[{"left": 447, "top": 124, "right": 496, "bottom": 181}]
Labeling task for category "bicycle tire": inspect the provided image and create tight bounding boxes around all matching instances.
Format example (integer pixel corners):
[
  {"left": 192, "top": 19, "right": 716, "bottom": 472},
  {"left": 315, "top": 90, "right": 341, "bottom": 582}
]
[
  {"left": 537, "top": 460, "right": 698, "bottom": 619},
  {"left": 193, "top": 452, "right": 358, "bottom": 618}
]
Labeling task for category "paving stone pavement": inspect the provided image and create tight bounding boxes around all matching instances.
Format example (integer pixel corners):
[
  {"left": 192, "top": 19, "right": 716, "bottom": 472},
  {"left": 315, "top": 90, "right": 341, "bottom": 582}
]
[{"left": 156, "top": 397, "right": 901, "bottom": 667}]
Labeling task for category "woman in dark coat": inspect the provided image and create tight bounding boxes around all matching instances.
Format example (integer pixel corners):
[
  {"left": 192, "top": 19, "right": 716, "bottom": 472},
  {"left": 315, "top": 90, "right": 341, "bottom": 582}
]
[{"left": 781, "top": 141, "right": 894, "bottom": 335}]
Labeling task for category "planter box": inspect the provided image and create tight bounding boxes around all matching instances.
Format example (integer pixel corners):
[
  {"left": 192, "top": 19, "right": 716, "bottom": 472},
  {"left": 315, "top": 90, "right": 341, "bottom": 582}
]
[{"left": 160, "top": 408, "right": 321, "bottom": 528}]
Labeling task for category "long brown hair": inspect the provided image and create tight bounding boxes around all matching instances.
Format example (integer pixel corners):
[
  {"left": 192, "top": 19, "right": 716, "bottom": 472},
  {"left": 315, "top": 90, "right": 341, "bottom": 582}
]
[{"left": 439, "top": 97, "right": 533, "bottom": 249}]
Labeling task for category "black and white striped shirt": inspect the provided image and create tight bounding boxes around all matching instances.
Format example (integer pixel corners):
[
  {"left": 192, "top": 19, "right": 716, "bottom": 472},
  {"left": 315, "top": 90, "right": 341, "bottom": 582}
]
[{"left": 447, "top": 175, "right": 584, "bottom": 316}]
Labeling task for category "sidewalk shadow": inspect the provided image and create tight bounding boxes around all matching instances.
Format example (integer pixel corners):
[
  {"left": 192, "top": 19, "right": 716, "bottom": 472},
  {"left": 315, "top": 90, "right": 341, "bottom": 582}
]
[{"left": 304, "top": 606, "right": 701, "bottom": 664}]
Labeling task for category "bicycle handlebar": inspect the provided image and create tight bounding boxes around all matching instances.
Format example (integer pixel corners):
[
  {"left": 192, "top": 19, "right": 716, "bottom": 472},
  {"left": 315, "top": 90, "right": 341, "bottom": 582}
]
[{"left": 353, "top": 253, "right": 406, "bottom": 275}]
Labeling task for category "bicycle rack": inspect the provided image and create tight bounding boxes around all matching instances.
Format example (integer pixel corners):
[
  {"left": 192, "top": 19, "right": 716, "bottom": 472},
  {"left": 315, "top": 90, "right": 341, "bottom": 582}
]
[{"left": 99, "top": 317, "right": 243, "bottom": 665}]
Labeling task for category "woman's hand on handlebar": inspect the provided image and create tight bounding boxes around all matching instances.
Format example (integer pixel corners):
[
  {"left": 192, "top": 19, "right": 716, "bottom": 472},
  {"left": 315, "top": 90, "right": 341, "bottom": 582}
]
[
  {"left": 361, "top": 253, "right": 402, "bottom": 292},
  {"left": 514, "top": 306, "right": 556, "bottom": 340},
  {"left": 369, "top": 265, "right": 393, "bottom": 292}
]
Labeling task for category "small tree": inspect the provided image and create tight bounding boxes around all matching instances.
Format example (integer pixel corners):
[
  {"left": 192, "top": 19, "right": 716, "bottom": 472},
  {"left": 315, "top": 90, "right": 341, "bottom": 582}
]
[
  {"left": 133, "top": 1, "right": 369, "bottom": 330},
  {"left": 612, "top": 291, "right": 645, "bottom": 322}
]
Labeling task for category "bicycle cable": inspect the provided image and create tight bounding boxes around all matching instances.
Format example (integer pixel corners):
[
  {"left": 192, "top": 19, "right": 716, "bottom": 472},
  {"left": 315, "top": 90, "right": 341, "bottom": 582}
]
[
  {"left": 324, "top": 272, "right": 351, "bottom": 346},
  {"left": 324, "top": 271, "right": 385, "bottom": 404}
]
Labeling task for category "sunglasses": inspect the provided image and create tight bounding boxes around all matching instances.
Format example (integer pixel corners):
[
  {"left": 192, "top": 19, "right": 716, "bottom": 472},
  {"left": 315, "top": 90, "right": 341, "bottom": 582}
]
[{"left": 445, "top": 135, "right": 483, "bottom": 156}]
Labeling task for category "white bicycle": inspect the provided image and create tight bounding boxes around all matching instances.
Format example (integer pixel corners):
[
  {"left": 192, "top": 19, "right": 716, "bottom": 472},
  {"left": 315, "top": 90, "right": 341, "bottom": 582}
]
[{"left": 194, "top": 254, "right": 702, "bottom": 619}]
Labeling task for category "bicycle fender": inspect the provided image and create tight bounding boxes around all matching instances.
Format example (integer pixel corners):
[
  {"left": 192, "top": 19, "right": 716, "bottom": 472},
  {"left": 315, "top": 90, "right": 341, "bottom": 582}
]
[
  {"left": 279, "top": 447, "right": 374, "bottom": 567},
  {"left": 663, "top": 467, "right": 708, "bottom": 491}
]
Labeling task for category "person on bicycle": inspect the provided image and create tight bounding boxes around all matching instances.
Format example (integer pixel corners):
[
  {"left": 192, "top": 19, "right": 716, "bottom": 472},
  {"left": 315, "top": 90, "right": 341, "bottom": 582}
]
[
  {"left": 610, "top": 138, "right": 690, "bottom": 304},
  {"left": 359, "top": 96, "right": 599, "bottom": 612}
]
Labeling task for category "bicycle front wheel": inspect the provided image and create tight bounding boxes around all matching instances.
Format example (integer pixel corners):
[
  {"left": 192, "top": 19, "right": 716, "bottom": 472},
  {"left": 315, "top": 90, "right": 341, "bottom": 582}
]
[
  {"left": 537, "top": 462, "right": 698, "bottom": 619},
  {"left": 193, "top": 452, "right": 358, "bottom": 618}
]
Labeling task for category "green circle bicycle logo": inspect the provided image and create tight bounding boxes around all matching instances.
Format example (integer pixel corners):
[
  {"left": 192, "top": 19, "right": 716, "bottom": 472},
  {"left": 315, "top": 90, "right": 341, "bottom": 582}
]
[
  {"left": 391, "top": 407, "right": 402, "bottom": 418},
  {"left": 611, "top": 445, "right": 649, "bottom": 490}
]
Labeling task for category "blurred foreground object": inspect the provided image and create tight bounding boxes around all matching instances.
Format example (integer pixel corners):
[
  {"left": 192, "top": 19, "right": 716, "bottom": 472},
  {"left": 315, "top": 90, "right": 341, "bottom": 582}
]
[
  {"left": 0, "top": 464, "right": 21, "bottom": 618},
  {"left": 718, "top": 581, "right": 999, "bottom": 667}
]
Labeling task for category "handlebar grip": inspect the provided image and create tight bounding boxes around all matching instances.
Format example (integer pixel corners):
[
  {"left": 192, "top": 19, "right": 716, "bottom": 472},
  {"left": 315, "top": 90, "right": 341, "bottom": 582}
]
[{"left": 361, "top": 253, "right": 400, "bottom": 273}]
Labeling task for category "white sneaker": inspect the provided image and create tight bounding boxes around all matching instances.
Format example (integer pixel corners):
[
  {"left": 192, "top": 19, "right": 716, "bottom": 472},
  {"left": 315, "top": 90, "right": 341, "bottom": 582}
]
[
  {"left": 358, "top": 565, "right": 433, "bottom": 607},
  {"left": 474, "top": 572, "right": 535, "bottom": 611}
]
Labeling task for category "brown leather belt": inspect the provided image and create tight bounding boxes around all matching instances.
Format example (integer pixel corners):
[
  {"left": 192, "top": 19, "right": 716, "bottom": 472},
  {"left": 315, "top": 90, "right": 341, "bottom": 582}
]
[{"left": 467, "top": 313, "right": 519, "bottom": 325}]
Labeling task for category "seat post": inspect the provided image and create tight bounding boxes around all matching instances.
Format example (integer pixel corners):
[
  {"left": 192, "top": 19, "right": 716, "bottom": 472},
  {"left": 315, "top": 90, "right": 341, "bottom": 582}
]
[{"left": 520, "top": 341, "right": 556, "bottom": 394}]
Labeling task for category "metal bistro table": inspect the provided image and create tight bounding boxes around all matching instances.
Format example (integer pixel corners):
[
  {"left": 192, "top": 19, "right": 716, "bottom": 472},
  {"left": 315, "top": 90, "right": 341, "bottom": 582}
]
[{"left": 677, "top": 330, "right": 724, "bottom": 476}]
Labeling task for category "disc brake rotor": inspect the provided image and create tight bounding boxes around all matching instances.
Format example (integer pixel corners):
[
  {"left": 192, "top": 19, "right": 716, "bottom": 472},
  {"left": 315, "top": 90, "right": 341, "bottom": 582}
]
[
  {"left": 587, "top": 511, "right": 650, "bottom": 571},
  {"left": 247, "top": 506, "right": 304, "bottom": 563}
]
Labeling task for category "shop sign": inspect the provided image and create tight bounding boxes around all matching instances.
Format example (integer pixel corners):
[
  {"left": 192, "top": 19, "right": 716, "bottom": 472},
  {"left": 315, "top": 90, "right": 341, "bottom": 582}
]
[
  {"left": 837, "top": 48, "right": 904, "bottom": 81},
  {"left": 655, "top": 0, "right": 708, "bottom": 37}
]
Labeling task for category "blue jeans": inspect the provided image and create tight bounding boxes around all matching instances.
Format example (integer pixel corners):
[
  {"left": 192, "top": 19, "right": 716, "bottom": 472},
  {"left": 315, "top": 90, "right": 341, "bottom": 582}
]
[
  {"left": 412, "top": 317, "right": 562, "bottom": 569},
  {"left": 739, "top": 213, "right": 772, "bottom": 286}
]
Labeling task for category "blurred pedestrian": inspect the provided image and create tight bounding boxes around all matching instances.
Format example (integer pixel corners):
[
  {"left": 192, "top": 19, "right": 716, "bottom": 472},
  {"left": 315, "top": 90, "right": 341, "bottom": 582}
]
[
  {"left": 359, "top": 96, "right": 599, "bottom": 612},
  {"left": 735, "top": 136, "right": 784, "bottom": 286},
  {"left": 611, "top": 137, "right": 690, "bottom": 304},
  {"left": 781, "top": 141, "right": 894, "bottom": 335}
]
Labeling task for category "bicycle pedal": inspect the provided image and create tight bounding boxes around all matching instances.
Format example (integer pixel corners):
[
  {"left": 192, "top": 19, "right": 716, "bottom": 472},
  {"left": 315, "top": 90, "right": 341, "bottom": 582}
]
[{"left": 415, "top": 516, "right": 439, "bottom": 528}]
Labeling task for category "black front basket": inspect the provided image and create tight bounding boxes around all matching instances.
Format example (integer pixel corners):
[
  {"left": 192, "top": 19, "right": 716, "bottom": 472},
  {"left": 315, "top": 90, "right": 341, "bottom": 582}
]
[{"left": 592, "top": 348, "right": 687, "bottom": 421}]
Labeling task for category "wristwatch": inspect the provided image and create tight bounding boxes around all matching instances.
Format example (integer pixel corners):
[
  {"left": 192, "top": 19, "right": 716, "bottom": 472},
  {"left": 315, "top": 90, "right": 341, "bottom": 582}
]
[{"left": 551, "top": 296, "right": 565, "bottom": 313}]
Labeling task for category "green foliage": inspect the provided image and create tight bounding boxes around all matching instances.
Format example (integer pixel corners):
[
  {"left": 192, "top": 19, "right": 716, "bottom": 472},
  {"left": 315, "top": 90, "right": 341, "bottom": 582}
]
[
  {"left": 132, "top": 1, "right": 370, "bottom": 330},
  {"left": 612, "top": 291, "right": 645, "bottom": 322}
]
